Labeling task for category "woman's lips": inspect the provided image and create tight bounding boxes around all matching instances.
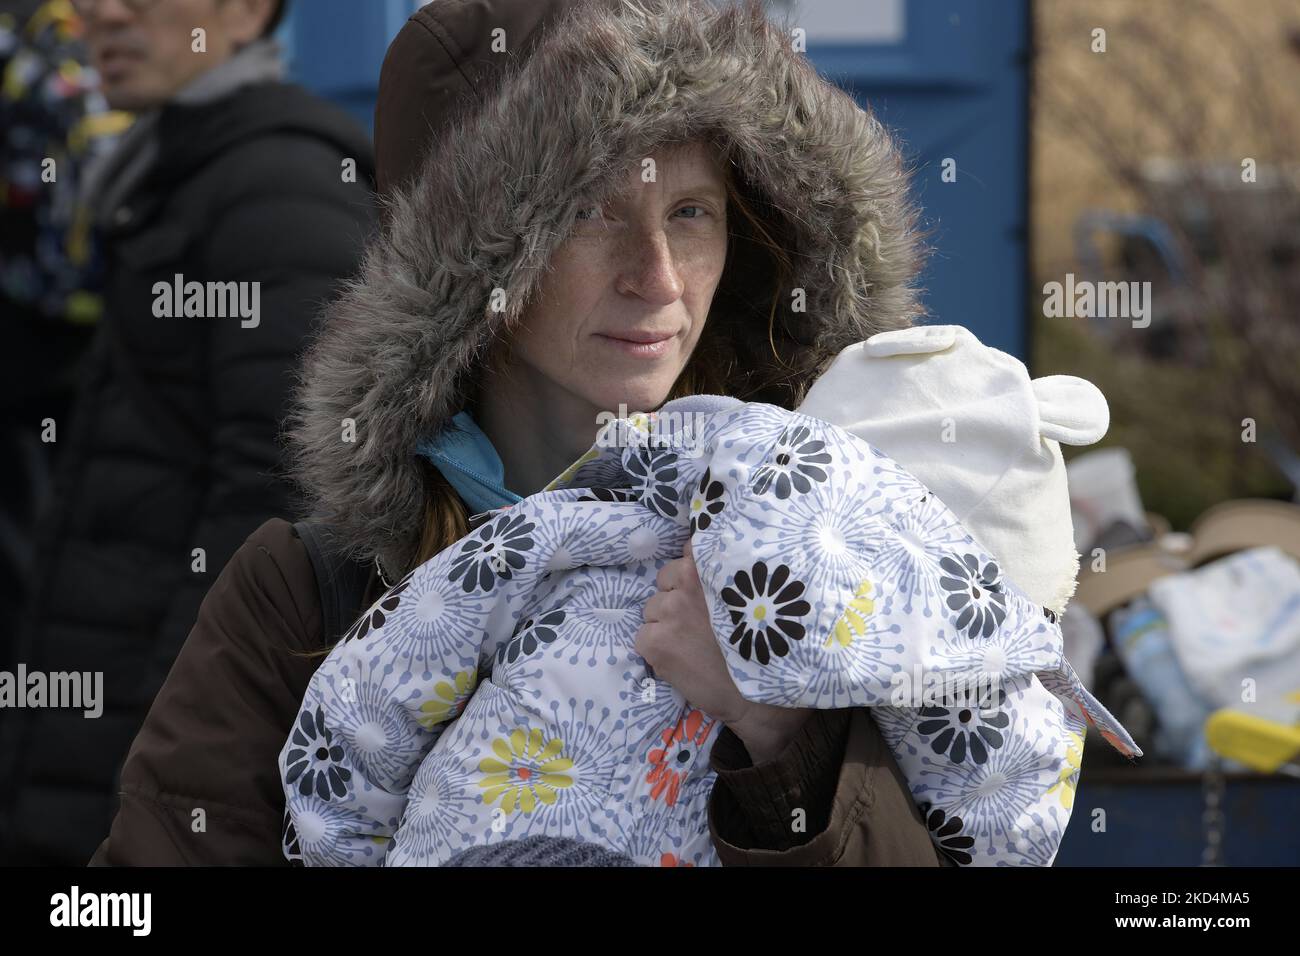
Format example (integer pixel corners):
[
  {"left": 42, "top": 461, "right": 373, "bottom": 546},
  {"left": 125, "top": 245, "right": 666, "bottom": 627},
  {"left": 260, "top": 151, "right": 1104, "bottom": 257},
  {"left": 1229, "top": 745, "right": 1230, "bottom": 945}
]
[{"left": 595, "top": 331, "right": 676, "bottom": 358}]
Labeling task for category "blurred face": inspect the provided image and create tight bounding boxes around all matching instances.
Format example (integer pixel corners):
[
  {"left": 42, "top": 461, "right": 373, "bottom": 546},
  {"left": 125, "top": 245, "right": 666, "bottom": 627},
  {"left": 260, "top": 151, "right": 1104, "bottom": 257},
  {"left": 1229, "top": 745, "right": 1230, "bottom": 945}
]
[
  {"left": 78, "top": 0, "right": 274, "bottom": 111},
  {"left": 507, "top": 142, "right": 730, "bottom": 416}
]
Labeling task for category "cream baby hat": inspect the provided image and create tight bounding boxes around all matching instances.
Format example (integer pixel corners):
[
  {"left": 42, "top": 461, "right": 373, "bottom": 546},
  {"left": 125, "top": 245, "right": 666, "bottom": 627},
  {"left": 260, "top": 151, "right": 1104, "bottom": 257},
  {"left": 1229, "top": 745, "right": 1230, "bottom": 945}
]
[{"left": 796, "top": 324, "right": 1109, "bottom": 615}]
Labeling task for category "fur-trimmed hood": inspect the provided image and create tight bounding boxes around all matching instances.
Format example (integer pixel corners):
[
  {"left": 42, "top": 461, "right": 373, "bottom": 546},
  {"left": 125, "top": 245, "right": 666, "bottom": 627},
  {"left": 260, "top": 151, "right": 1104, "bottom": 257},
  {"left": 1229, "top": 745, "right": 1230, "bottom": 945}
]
[{"left": 288, "top": 0, "right": 926, "bottom": 580}]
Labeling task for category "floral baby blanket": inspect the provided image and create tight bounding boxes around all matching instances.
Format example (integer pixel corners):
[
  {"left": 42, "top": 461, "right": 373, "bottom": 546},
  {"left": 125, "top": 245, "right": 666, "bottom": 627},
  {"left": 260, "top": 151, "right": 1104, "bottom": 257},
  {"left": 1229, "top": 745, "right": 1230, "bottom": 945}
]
[{"left": 280, "top": 395, "right": 1140, "bottom": 867}]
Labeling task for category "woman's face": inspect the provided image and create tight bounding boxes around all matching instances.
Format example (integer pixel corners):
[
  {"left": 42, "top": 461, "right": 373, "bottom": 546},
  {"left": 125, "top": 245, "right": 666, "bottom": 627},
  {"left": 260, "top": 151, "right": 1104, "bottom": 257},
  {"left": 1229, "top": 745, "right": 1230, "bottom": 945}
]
[{"left": 507, "top": 142, "right": 729, "bottom": 415}]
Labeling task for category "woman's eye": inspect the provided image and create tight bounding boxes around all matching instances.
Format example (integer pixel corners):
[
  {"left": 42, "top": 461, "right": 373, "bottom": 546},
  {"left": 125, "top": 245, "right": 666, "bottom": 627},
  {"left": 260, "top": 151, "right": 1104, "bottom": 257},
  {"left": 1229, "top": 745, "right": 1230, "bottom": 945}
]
[
  {"left": 674, "top": 205, "right": 709, "bottom": 220},
  {"left": 575, "top": 205, "right": 602, "bottom": 222}
]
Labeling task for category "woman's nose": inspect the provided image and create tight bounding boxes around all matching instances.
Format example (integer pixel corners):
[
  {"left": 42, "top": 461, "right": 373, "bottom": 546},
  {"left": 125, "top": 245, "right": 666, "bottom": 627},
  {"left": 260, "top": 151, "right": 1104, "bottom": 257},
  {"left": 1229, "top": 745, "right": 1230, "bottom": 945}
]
[{"left": 615, "top": 228, "right": 685, "bottom": 305}]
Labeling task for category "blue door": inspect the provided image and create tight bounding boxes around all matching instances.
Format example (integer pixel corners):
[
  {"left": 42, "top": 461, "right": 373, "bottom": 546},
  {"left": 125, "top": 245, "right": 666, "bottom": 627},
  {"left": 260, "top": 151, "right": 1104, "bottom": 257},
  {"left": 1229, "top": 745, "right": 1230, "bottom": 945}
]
[{"left": 790, "top": 0, "right": 1031, "bottom": 357}]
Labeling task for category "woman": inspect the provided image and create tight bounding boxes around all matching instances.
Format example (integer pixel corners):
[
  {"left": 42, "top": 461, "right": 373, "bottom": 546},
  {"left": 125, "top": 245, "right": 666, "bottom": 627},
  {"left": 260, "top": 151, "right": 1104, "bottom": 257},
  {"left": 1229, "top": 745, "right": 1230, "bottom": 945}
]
[{"left": 91, "top": 0, "right": 946, "bottom": 866}]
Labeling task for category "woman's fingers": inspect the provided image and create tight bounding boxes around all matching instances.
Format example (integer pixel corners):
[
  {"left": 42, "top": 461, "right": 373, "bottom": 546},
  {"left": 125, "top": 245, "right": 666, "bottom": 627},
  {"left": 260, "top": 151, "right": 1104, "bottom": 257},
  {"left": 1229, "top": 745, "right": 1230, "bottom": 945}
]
[
  {"left": 634, "top": 620, "right": 667, "bottom": 664},
  {"left": 636, "top": 555, "right": 752, "bottom": 727},
  {"left": 654, "top": 557, "right": 681, "bottom": 592},
  {"left": 643, "top": 590, "right": 665, "bottom": 624},
  {"left": 655, "top": 550, "right": 702, "bottom": 594}
]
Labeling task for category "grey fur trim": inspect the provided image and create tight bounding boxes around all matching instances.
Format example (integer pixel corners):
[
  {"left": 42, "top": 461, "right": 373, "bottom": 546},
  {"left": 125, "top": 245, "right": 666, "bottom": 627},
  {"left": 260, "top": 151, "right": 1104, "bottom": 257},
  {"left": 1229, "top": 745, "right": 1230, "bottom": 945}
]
[{"left": 287, "top": 0, "right": 926, "bottom": 578}]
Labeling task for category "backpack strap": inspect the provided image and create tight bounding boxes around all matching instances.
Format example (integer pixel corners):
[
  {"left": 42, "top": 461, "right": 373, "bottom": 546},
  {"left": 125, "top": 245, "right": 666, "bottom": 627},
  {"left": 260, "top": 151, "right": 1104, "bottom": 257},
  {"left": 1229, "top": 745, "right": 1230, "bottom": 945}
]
[{"left": 293, "top": 520, "right": 373, "bottom": 644}]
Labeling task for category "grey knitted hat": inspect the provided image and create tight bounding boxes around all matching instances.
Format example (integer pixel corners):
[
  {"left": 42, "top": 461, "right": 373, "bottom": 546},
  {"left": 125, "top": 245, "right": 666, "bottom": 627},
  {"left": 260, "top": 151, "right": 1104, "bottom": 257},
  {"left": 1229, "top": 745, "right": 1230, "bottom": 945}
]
[{"left": 441, "top": 835, "right": 640, "bottom": 867}]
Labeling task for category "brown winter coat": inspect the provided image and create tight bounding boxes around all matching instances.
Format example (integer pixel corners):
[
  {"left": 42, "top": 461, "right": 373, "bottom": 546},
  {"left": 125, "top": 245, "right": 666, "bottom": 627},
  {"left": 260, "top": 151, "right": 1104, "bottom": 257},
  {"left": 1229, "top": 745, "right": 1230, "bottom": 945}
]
[{"left": 91, "top": 0, "right": 946, "bottom": 867}]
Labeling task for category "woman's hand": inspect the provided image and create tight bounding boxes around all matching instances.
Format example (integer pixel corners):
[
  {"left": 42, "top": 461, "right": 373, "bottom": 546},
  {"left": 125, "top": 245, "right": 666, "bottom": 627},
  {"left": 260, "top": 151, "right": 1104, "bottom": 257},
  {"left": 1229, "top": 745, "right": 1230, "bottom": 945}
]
[{"left": 636, "top": 539, "right": 813, "bottom": 763}]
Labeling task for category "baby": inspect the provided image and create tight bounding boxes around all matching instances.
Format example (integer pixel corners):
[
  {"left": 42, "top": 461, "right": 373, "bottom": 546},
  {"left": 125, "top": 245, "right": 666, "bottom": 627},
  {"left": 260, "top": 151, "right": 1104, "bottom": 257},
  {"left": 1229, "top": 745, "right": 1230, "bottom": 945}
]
[{"left": 280, "top": 324, "right": 1140, "bottom": 867}]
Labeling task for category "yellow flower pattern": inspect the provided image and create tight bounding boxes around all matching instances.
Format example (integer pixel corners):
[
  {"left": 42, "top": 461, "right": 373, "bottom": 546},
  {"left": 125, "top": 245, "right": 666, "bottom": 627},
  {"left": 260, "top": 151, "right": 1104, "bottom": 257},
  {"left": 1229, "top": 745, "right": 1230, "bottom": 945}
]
[
  {"left": 477, "top": 728, "right": 575, "bottom": 814},
  {"left": 827, "top": 579, "right": 876, "bottom": 648},
  {"left": 545, "top": 447, "right": 602, "bottom": 491},
  {"left": 1046, "top": 730, "right": 1085, "bottom": 809},
  {"left": 416, "top": 669, "right": 478, "bottom": 730}
]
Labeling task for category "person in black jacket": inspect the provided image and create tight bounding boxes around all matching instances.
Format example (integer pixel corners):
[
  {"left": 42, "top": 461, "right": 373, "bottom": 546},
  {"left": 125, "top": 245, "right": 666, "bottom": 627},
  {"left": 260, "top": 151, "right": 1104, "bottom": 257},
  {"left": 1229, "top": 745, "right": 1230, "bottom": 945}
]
[
  {"left": 0, "top": 0, "right": 377, "bottom": 865},
  {"left": 0, "top": 0, "right": 127, "bottom": 667}
]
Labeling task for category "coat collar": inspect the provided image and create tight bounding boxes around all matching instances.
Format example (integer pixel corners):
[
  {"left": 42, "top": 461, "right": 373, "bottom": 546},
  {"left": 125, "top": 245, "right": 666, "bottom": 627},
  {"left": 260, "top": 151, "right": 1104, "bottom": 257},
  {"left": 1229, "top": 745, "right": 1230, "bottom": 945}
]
[{"left": 416, "top": 411, "right": 524, "bottom": 519}]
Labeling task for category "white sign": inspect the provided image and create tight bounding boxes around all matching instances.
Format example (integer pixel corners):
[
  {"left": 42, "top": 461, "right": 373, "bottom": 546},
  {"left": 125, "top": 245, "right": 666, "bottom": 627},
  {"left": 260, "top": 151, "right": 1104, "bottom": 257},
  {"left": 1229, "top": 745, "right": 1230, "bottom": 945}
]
[{"left": 771, "top": 0, "right": 906, "bottom": 44}]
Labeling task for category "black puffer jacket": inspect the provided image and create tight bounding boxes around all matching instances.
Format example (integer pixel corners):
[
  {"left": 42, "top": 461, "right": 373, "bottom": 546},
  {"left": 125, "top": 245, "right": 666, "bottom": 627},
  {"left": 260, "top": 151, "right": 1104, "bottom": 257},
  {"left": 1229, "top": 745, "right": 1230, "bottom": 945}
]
[{"left": 0, "top": 80, "right": 376, "bottom": 865}]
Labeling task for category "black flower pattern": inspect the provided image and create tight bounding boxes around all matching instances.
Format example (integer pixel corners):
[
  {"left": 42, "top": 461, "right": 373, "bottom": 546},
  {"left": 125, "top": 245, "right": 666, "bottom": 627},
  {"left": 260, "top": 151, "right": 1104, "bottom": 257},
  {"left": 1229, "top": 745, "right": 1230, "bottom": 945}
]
[
  {"left": 938, "top": 553, "right": 1008, "bottom": 638},
  {"left": 689, "top": 467, "right": 726, "bottom": 533},
  {"left": 497, "top": 608, "right": 567, "bottom": 665},
  {"left": 282, "top": 808, "right": 304, "bottom": 867},
  {"left": 916, "top": 688, "right": 1010, "bottom": 764},
  {"left": 577, "top": 487, "right": 639, "bottom": 504},
  {"left": 344, "top": 568, "right": 414, "bottom": 642},
  {"left": 751, "top": 425, "right": 831, "bottom": 499},
  {"left": 626, "top": 445, "right": 680, "bottom": 518},
  {"left": 284, "top": 704, "right": 352, "bottom": 801},
  {"left": 447, "top": 511, "right": 536, "bottom": 593},
  {"left": 919, "top": 801, "right": 975, "bottom": 866},
  {"left": 1043, "top": 606, "right": 1059, "bottom": 625},
  {"left": 720, "top": 561, "right": 811, "bottom": 664}
]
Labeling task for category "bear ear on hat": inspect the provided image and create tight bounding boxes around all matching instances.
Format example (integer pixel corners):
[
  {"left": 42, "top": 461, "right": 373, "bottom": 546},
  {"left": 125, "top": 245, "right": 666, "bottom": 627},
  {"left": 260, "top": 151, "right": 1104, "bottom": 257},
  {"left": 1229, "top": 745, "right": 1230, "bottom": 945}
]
[
  {"left": 1032, "top": 375, "right": 1109, "bottom": 446},
  {"left": 864, "top": 324, "right": 961, "bottom": 357}
]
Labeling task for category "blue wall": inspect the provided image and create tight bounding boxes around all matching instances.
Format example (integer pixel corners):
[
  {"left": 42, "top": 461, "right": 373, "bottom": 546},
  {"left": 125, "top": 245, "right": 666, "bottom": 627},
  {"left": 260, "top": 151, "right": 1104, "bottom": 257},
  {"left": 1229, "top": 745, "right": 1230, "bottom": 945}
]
[
  {"left": 282, "top": 0, "right": 1029, "bottom": 358},
  {"left": 281, "top": 0, "right": 423, "bottom": 131}
]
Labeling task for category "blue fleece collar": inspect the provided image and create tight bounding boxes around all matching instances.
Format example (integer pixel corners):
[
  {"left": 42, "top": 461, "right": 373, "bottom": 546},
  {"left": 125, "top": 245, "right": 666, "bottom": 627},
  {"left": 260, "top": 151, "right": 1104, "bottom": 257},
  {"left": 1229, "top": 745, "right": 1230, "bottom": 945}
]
[{"left": 416, "top": 411, "right": 523, "bottom": 517}]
